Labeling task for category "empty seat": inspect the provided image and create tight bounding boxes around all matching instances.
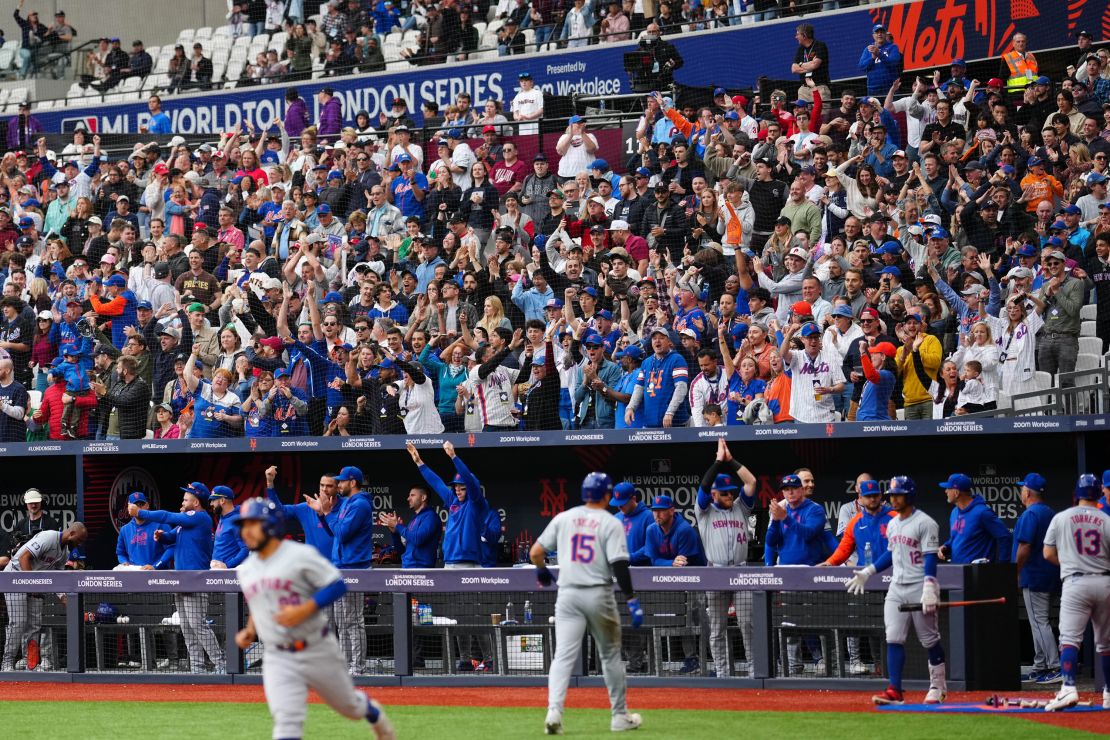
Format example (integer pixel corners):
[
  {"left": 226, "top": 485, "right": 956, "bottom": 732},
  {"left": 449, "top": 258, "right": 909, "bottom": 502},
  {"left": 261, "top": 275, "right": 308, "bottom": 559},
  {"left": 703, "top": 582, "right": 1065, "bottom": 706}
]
[
  {"left": 194, "top": 27, "right": 213, "bottom": 39},
  {"left": 145, "top": 45, "right": 160, "bottom": 60},
  {"left": 0, "top": 89, "right": 10, "bottom": 106},
  {"left": 1080, "top": 321, "right": 1097, "bottom": 337},
  {"left": 8, "top": 87, "right": 28, "bottom": 105},
  {"left": 1078, "top": 336, "right": 1103, "bottom": 359},
  {"left": 1080, "top": 304, "right": 1097, "bottom": 321},
  {"left": 0, "top": 48, "right": 14, "bottom": 70},
  {"left": 120, "top": 76, "right": 143, "bottom": 93}
]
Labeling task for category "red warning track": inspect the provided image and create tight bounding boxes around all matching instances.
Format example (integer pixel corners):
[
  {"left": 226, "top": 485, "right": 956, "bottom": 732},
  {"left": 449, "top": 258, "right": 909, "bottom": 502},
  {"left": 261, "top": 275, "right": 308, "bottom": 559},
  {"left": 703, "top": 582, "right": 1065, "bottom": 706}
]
[{"left": 0, "top": 684, "right": 1104, "bottom": 733}]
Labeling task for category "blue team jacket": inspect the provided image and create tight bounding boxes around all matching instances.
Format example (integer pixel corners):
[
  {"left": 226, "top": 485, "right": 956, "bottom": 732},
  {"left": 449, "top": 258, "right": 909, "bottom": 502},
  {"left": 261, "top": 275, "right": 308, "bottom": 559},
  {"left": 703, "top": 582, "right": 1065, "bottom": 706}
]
[
  {"left": 646, "top": 515, "right": 707, "bottom": 566},
  {"left": 616, "top": 503, "right": 654, "bottom": 565},
  {"left": 1012, "top": 502, "right": 1060, "bottom": 592},
  {"left": 140, "top": 509, "right": 213, "bottom": 570},
  {"left": 332, "top": 491, "right": 375, "bottom": 568},
  {"left": 392, "top": 507, "right": 442, "bottom": 568},
  {"left": 480, "top": 507, "right": 503, "bottom": 568},
  {"left": 943, "top": 495, "right": 1013, "bottom": 564},
  {"left": 419, "top": 457, "right": 487, "bottom": 565},
  {"left": 265, "top": 486, "right": 338, "bottom": 558},
  {"left": 116, "top": 518, "right": 165, "bottom": 566},
  {"left": 212, "top": 509, "right": 249, "bottom": 568},
  {"left": 765, "top": 498, "right": 828, "bottom": 565}
]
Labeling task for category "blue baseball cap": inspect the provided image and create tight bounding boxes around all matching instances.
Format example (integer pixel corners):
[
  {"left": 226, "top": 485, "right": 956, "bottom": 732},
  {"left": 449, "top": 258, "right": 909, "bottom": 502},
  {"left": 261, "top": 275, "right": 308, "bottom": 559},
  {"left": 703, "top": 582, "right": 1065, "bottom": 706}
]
[
  {"left": 128, "top": 492, "right": 148, "bottom": 504},
  {"left": 1027, "top": 156, "right": 1043, "bottom": 168},
  {"left": 596, "top": 309, "right": 613, "bottom": 321},
  {"left": 582, "top": 332, "right": 604, "bottom": 347},
  {"left": 650, "top": 494, "right": 674, "bottom": 510},
  {"left": 335, "top": 466, "right": 364, "bottom": 483},
  {"left": 729, "top": 322, "right": 750, "bottom": 341},
  {"left": 799, "top": 322, "right": 821, "bottom": 338},
  {"left": 181, "top": 482, "right": 211, "bottom": 502},
  {"left": 397, "top": 153, "right": 412, "bottom": 163},
  {"left": 588, "top": 158, "right": 609, "bottom": 171},
  {"left": 319, "top": 291, "right": 344, "bottom": 305},
  {"left": 136, "top": 300, "right": 153, "bottom": 310},
  {"left": 779, "top": 474, "right": 802, "bottom": 490},
  {"left": 1087, "top": 172, "right": 1107, "bottom": 184},
  {"left": 872, "top": 23, "right": 885, "bottom": 32},
  {"left": 580, "top": 286, "right": 598, "bottom": 298},
  {"left": 999, "top": 164, "right": 1015, "bottom": 176},
  {"left": 568, "top": 115, "right": 584, "bottom": 125},
  {"left": 859, "top": 480, "right": 881, "bottom": 496},
  {"left": 635, "top": 166, "right": 652, "bottom": 177},
  {"left": 1019, "top": 473, "right": 1047, "bottom": 493},
  {"left": 1017, "top": 243, "right": 1037, "bottom": 257},
  {"left": 446, "top": 128, "right": 463, "bottom": 139},
  {"left": 317, "top": 203, "right": 331, "bottom": 214},
  {"left": 209, "top": 485, "right": 235, "bottom": 501},
  {"left": 1049, "top": 220, "right": 1067, "bottom": 231},
  {"left": 544, "top": 298, "right": 563, "bottom": 309},
  {"left": 1035, "top": 76, "right": 1051, "bottom": 86},
  {"left": 831, "top": 304, "right": 854, "bottom": 319},
  {"left": 451, "top": 473, "right": 467, "bottom": 486},
  {"left": 274, "top": 368, "right": 289, "bottom": 379},
  {"left": 105, "top": 274, "right": 127, "bottom": 287},
  {"left": 615, "top": 344, "right": 644, "bottom": 361},
  {"left": 611, "top": 482, "right": 636, "bottom": 506},
  {"left": 880, "top": 265, "right": 901, "bottom": 277},
  {"left": 1046, "top": 235, "right": 1064, "bottom": 249},
  {"left": 1061, "top": 204, "right": 1081, "bottom": 215},
  {"left": 1102, "top": 470, "right": 1110, "bottom": 487},
  {"left": 877, "top": 240, "right": 901, "bottom": 255},
  {"left": 713, "top": 473, "right": 738, "bottom": 492},
  {"left": 939, "top": 473, "right": 973, "bottom": 492},
  {"left": 929, "top": 227, "right": 951, "bottom": 240},
  {"left": 951, "top": 58, "right": 966, "bottom": 67},
  {"left": 327, "top": 170, "right": 343, "bottom": 180},
  {"left": 724, "top": 111, "right": 739, "bottom": 121}
]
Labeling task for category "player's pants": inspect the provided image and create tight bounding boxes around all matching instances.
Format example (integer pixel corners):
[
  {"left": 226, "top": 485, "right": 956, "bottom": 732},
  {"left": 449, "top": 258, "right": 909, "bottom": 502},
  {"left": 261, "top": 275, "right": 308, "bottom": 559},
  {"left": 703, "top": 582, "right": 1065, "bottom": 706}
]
[
  {"left": 1023, "top": 588, "right": 1059, "bottom": 671},
  {"left": 1, "top": 593, "right": 56, "bottom": 669},
  {"left": 786, "top": 635, "right": 824, "bottom": 672},
  {"left": 1057, "top": 574, "right": 1110, "bottom": 652},
  {"left": 262, "top": 637, "right": 370, "bottom": 740},
  {"left": 706, "top": 591, "right": 752, "bottom": 676},
  {"left": 548, "top": 585, "right": 628, "bottom": 717},
  {"left": 334, "top": 591, "right": 365, "bottom": 673},
  {"left": 885, "top": 584, "right": 940, "bottom": 648},
  {"left": 846, "top": 635, "right": 878, "bottom": 668},
  {"left": 175, "top": 593, "right": 225, "bottom": 673}
]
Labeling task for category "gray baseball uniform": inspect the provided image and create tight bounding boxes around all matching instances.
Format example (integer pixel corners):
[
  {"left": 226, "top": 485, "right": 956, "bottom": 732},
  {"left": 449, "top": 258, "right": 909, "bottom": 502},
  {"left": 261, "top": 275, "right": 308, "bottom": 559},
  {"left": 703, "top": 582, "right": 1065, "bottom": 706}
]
[
  {"left": 2, "top": 530, "right": 68, "bottom": 670},
  {"left": 1044, "top": 506, "right": 1110, "bottom": 652},
  {"left": 538, "top": 505, "right": 630, "bottom": 717},
  {"left": 884, "top": 510, "right": 941, "bottom": 647},
  {"left": 238, "top": 539, "right": 369, "bottom": 740},
  {"left": 697, "top": 496, "right": 753, "bottom": 676}
]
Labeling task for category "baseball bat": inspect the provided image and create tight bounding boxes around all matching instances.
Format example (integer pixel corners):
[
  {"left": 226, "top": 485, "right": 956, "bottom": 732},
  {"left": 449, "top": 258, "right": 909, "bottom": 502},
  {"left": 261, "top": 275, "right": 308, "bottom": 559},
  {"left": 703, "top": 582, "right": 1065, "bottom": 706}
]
[{"left": 898, "top": 597, "right": 1006, "bottom": 612}]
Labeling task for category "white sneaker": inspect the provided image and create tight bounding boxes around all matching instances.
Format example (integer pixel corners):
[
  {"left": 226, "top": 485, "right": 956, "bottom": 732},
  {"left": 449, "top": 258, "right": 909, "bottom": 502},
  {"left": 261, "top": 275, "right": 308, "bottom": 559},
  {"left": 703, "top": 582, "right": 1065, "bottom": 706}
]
[
  {"left": 544, "top": 709, "right": 563, "bottom": 735},
  {"left": 369, "top": 700, "right": 395, "bottom": 740},
  {"left": 924, "top": 662, "right": 947, "bottom": 704},
  {"left": 37, "top": 660, "right": 54, "bottom": 672},
  {"left": 1103, "top": 689, "right": 1109, "bottom": 709},
  {"left": 846, "top": 662, "right": 871, "bottom": 675},
  {"left": 1045, "top": 685, "right": 1079, "bottom": 712},
  {"left": 610, "top": 712, "right": 642, "bottom": 732},
  {"left": 14, "top": 658, "right": 26, "bottom": 670}
]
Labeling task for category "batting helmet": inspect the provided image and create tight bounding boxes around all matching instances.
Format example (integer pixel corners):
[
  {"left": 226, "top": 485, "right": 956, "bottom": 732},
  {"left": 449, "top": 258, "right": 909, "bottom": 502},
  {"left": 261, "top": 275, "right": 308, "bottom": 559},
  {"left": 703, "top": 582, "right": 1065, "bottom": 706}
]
[
  {"left": 581, "top": 472, "right": 614, "bottom": 503},
  {"left": 888, "top": 476, "right": 916, "bottom": 501},
  {"left": 235, "top": 497, "right": 284, "bottom": 537},
  {"left": 1074, "top": 473, "right": 1099, "bottom": 501}
]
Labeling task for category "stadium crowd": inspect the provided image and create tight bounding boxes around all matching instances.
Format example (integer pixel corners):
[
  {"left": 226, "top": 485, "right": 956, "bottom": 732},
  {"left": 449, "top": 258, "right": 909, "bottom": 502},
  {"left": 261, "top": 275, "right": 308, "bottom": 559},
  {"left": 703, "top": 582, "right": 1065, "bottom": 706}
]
[{"left": 0, "top": 18, "right": 1106, "bottom": 441}]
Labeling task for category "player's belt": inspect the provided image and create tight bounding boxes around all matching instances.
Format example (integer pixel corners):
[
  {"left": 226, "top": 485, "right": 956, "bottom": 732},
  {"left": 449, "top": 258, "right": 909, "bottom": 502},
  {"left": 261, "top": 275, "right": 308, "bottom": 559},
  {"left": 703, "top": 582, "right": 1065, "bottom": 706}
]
[
  {"left": 275, "top": 626, "right": 329, "bottom": 652},
  {"left": 1070, "top": 571, "right": 1110, "bottom": 579}
]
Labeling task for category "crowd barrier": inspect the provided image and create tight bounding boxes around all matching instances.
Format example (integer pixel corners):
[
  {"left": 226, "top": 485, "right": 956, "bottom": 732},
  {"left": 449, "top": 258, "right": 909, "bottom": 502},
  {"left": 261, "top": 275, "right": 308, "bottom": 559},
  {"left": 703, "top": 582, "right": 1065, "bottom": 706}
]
[{"left": 0, "top": 564, "right": 1034, "bottom": 689}]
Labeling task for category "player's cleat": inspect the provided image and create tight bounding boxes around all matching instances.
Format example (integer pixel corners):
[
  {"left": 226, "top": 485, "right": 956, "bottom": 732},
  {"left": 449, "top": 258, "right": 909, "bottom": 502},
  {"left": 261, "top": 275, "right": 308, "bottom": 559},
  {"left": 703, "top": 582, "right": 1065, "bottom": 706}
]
[
  {"left": 872, "top": 687, "right": 905, "bottom": 705},
  {"left": 36, "top": 659, "right": 54, "bottom": 672},
  {"left": 473, "top": 659, "right": 494, "bottom": 672},
  {"left": 14, "top": 658, "right": 26, "bottom": 670},
  {"left": 924, "top": 662, "right": 947, "bottom": 704},
  {"left": 0, "top": 661, "right": 12, "bottom": 672},
  {"left": 610, "top": 712, "right": 642, "bottom": 732},
  {"left": 1103, "top": 689, "right": 1109, "bottom": 709},
  {"left": 544, "top": 709, "right": 563, "bottom": 735},
  {"left": 924, "top": 686, "right": 946, "bottom": 704},
  {"left": 1045, "top": 685, "right": 1079, "bottom": 712},
  {"left": 1021, "top": 670, "right": 1043, "bottom": 682},
  {"left": 368, "top": 700, "right": 395, "bottom": 740},
  {"left": 846, "top": 662, "right": 872, "bottom": 676},
  {"left": 1035, "top": 670, "right": 1063, "bottom": 685},
  {"left": 678, "top": 656, "right": 700, "bottom": 674}
]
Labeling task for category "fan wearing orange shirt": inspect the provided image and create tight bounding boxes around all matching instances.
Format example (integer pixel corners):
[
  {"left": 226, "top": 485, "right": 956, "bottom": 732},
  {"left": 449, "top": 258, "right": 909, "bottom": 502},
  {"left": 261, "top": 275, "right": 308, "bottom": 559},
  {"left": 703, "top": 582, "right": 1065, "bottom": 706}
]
[{"left": 1018, "top": 156, "right": 1063, "bottom": 214}]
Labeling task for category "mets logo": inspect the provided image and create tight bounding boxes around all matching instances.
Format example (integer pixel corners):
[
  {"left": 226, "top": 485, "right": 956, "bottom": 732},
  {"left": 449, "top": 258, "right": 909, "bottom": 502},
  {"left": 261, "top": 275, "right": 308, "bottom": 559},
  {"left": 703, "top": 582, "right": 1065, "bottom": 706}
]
[
  {"left": 108, "top": 466, "right": 160, "bottom": 534},
  {"left": 825, "top": 423, "right": 835, "bottom": 437},
  {"left": 467, "top": 433, "right": 477, "bottom": 447},
  {"left": 249, "top": 438, "right": 257, "bottom": 450}
]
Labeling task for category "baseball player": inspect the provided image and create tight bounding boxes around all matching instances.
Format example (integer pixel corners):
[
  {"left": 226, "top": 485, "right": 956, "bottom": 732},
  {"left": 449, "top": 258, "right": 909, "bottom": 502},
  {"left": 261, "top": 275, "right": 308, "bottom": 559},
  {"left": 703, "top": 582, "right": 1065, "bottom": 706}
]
[
  {"left": 132, "top": 483, "right": 226, "bottom": 674},
  {"left": 530, "top": 472, "right": 645, "bottom": 735},
  {"left": 698, "top": 439, "right": 756, "bottom": 677},
  {"left": 1099, "top": 470, "right": 1109, "bottom": 512},
  {"left": 938, "top": 473, "right": 1012, "bottom": 563},
  {"left": 1, "top": 523, "right": 87, "bottom": 672},
  {"left": 1012, "top": 473, "right": 1061, "bottom": 684},
  {"left": 1042, "top": 474, "right": 1110, "bottom": 712},
  {"left": 264, "top": 466, "right": 339, "bottom": 559},
  {"left": 233, "top": 498, "right": 395, "bottom": 740},
  {"left": 115, "top": 492, "right": 164, "bottom": 568},
  {"left": 209, "top": 486, "right": 248, "bottom": 570},
  {"left": 380, "top": 486, "right": 442, "bottom": 569},
  {"left": 821, "top": 478, "right": 895, "bottom": 675},
  {"left": 330, "top": 466, "right": 375, "bottom": 676},
  {"left": 846, "top": 476, "right": 947, "bottom": 705}
]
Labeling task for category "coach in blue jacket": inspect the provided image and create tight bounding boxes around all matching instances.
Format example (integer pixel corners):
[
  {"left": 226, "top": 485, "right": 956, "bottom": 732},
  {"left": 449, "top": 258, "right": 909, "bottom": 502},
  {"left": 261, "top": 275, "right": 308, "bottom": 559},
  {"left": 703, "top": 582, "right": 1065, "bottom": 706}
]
[
  {"left": 332, "top": 465, "right": 375, "bottom": 675},
  {"left": 116, "top": 492, "right": 165, "bottom": 567},
  {"left": 765, "top": 474, "right": 829, "bottom": 566},
  {"left": 645, "top": 495, "right": 706, "bottom": 566},
  {"left": 382, "top": 486, "right": 442, "bottom": 569},
  {"left": 938, "top": 473, "right": 1013, "bottom": 564},
  {"left": 264, "top": 465, "right": 339, "bottom": 558},
  {"left": 408, "top": 440, "right": 487, "bottom": 568},
  {"left": 612, "top": 482, "right": 653, "bottom": 565},
  {"left": 131, "top": 482, "right": 225, "bottom": 674},
  {"left": 208, "top": 486, "right": 248, "bottom": 569}
]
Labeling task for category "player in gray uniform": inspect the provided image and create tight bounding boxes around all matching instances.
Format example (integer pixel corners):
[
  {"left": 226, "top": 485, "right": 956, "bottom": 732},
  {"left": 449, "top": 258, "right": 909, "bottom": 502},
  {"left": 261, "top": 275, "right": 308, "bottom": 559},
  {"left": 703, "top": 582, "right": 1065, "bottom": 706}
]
[
  {"left": 1, "top": 524, "right": 88, "bottom": 672},
  {"left": 846, "top": 476, "right": 947, "bottom": 705},
  {"left": 531, "top": 472, "right": 645, "bottom": 735},
  {"left": 233, "top": 498, "right": 395, "bottom": 740},
  {"left": 697, "top": 439, "right": 756, "bottom": 677},
  {"left": 1042, "top": 474, "right": 1110, "bottom": 712}
]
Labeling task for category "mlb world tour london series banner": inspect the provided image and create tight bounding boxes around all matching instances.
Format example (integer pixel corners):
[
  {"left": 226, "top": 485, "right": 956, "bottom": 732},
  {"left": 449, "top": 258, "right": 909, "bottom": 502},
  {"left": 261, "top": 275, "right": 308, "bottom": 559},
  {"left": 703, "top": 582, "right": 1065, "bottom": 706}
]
[{"left": 36, "top": 0, "right": 1096, "bottom": 134}]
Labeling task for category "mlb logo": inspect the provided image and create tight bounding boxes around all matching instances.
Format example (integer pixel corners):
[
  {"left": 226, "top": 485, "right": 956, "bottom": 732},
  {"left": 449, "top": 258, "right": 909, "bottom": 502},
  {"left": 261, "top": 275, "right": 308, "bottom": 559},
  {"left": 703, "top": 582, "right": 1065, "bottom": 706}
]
[{"left": 61, "top": 117, "right": 98, "bottom": 133}]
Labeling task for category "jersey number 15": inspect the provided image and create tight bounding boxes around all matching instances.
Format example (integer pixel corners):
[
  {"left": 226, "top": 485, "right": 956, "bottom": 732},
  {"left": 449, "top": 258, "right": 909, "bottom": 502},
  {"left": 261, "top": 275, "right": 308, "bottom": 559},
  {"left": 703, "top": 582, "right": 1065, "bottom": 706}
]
[{"left": 571, "top": 534, "right": 596, "bottom": 564}]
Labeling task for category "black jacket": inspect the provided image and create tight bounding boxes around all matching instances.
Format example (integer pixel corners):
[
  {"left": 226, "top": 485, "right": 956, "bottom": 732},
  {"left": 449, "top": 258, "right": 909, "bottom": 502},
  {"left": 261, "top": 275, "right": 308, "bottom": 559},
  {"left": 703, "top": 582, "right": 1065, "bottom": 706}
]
[
  {"left": 105, "top": 375, "right": 152, "bottom": 439},
  {"left": 639, "top": 197, "right": 688, "bottom": 262}
]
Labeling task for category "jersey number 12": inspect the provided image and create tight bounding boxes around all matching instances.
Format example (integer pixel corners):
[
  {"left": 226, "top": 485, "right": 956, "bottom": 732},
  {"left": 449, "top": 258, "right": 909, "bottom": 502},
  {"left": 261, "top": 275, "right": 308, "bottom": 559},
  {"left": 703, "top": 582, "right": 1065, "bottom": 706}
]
[{"left": 571, "top": 533, "right": 596, "bottom": 563}]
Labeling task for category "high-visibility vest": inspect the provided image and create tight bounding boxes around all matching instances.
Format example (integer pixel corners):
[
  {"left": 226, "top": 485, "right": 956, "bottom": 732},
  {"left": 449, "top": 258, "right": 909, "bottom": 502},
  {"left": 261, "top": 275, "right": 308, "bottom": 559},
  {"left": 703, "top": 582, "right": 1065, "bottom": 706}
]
[
  {"left": 1003, "top": 51, "right": 1037, "bottom": 92},
  {"left": 723, "top": 201, "right": 744, "bottom": 246}
]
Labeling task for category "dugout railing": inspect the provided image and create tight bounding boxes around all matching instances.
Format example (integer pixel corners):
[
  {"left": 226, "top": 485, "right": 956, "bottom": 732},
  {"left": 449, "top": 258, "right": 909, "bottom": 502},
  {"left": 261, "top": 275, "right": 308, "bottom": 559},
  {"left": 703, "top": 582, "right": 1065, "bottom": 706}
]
[{"left": 0, "top": 564, "right": 1063, "bottom": 691}]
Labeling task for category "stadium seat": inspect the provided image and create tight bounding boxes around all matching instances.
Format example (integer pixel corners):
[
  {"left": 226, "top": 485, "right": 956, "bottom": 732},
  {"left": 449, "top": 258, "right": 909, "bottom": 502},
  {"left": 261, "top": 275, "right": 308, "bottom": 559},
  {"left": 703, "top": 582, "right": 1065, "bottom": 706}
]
[
  {"left": 384, "top": 31, "right": 403, "bottom": 46},
  {"left": 66, "top": 82, "right": 84, "bottom": 99},
  {"left": 1034, "top": 370, "right": 1053, "bottom": 391},
  {"left": 0, "top": 89, "right": 10, "bottom": 107},
  {"left": 195, "top": 27, "right": 213, "bottom": 39},
  {"left": 1080, "top": 321, "right": 1097, "bottom": 336},
  {"left": 471, "top": 22, "right": 487, "bottom": 37},
  {"left": 120, "top": 76, "right": 143, "bottom": 93},
  {"left": 8, "top": 87, "right": 28, "bottom": 106},
  {"left": 145, "top": 45, "right": 160, "bottom": 60},
  {"left": 0, "top": 47, "right": 14, "bottom": 71},
  {"left": 233, "top": 34, "right": 253, "bottom": 49},
  {"left": 1078, "top": 336, "right": 1102, "bottom": 359},
  {"left": 212, "top": 26, "right": 232, "bottom": 40},
  {"left": 1080, "top": 304, "right": 1097, "bottom": 321}
]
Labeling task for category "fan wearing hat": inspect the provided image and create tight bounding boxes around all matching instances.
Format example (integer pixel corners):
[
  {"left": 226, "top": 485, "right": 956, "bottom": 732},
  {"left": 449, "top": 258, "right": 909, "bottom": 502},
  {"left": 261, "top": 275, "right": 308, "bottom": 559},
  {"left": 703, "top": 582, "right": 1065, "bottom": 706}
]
[
  {"left": 891, "top": 305, "right": 942, "bottom": 419},
  {"left": 1019, "top": 154, "right": 1064, "bottom": 214},
  {"left": 88, "top": 271, "right": 139, "bottom": 351},
  {"left": 623, "top": 326, "right": 689, "bottom": 428},
  {"left": 132, "top": 482, "right": 226, "bottom": 672},
  {"left": 779, "top": 320, "right": 845, "bottom": 423},
  {"left": 511, "top": 71, "right": 544, "bottom": 136},
  {"left": 1033, "top": 243, "right": 1086, "bottom": 380}
]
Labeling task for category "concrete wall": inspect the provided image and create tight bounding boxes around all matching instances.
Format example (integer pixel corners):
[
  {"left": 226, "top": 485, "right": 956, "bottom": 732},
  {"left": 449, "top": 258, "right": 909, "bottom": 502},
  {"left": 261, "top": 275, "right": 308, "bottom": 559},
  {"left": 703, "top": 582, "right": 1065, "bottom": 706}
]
[{"left": 0, "top": 0, "right": 232, "bottom": 49}]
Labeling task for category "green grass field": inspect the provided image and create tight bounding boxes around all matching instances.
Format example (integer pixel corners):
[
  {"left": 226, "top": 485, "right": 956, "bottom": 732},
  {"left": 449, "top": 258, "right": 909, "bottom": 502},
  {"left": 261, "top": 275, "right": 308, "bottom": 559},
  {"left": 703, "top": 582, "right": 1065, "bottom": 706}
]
[{"left": 2, "top": 703, "right": 1103, "bottom": 739}]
